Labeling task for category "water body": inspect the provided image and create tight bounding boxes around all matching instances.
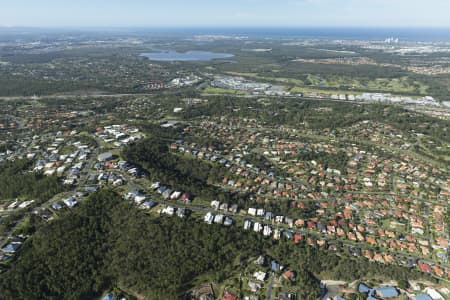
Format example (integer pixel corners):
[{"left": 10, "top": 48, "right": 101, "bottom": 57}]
[
  {"left": 132, "top": 27, "right": 450, "bottom": 42},
  {"left": 140, "top": 50, "right": 234, "bottom": 61},
  {"left": 1, "top": 27, "right": 449, "bottom": 43},
  {"left": 206, "top": 27, "right": 450, "bottom": 42}
]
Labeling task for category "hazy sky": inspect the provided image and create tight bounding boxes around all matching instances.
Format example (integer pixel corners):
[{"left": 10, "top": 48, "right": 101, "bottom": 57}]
[{"left": 1, "top": 0, "right": 449, "bottom": 28}]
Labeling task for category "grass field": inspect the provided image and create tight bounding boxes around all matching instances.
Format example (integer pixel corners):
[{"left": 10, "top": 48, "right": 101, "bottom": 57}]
[
  {"left": 289, "top": 86, "right": 363, "bottom": 96},
  {"left": 203, "top": 86, "right": 247, "bottom": 95}
]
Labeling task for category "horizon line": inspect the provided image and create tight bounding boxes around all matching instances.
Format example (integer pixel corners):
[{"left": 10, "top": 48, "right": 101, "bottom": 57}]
[{"left": 2, "top": 25, "right": 450, "bottom": 30}]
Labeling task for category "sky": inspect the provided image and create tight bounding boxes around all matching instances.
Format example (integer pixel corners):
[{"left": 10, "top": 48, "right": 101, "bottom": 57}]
[{"left": 1, "top": 0, "right": 450, "bottom": 28}]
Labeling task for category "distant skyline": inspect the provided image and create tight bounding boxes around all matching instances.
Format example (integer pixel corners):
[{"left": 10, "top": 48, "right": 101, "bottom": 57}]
[{"left": 1, "top": 0, "right": 450, "bottom": 28}]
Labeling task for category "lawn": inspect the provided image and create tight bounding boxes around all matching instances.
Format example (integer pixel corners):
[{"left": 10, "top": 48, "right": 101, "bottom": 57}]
[
  {"left": 290, "top": 86, "right": 362, "bottom": 96},
  {"left": 203, "top": 86, "right": 247, "bottom": 95}
]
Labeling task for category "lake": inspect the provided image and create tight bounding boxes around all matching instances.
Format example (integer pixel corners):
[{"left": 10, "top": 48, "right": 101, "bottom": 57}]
[{"left": 140, "top": 50, "right": 234, "bottom": 61}]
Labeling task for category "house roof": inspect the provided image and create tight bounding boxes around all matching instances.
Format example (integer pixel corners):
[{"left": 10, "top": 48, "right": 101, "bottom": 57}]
[
  {"left": 415, "top": 294, "right": 432, "bottom": 300},
  {"left": 2, "top": 243, "right": 21, "bottom": 253},
  {"left": 282, "top": 269, "right": 295, "bottom": 280},
  {"left": 418, "top": 261, "right": 432, "bottom": 273},
  {"left": 359, "top": 283, "right": 371, "bottom": 293},
  {"left": 375, "top": 286, "right": 399, "bottom": 298},
  {"left": 222, "top": 291, "right": 237, "bottom": 300},
  {"left": 102, "top": 293, "right": 114, "bottom": 300},
  {"left": 271, "top": 260, "right": 280, "bottom": 271},
  {"left": 97, "top": 152, "right": 113, "bottom": 161}
]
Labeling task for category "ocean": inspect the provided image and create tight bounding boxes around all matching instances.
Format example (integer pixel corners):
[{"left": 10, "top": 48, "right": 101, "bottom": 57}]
[
  {"left": 152, "top": 27, "right": 450, "bottom": 42},
  {"left": 1, "top": 27, "right": 450, "bottom": 43}
]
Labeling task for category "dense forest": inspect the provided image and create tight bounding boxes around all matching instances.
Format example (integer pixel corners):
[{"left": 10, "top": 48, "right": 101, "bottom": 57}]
[
  {"left": 0, "top": 159, "right": 66, "bottom": 201},
  {"left": 123, "top": 136, "right": 235, "bottom": 203},
  {"left": 294, "top": 150, "right": 349, "bottom": 173}
]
